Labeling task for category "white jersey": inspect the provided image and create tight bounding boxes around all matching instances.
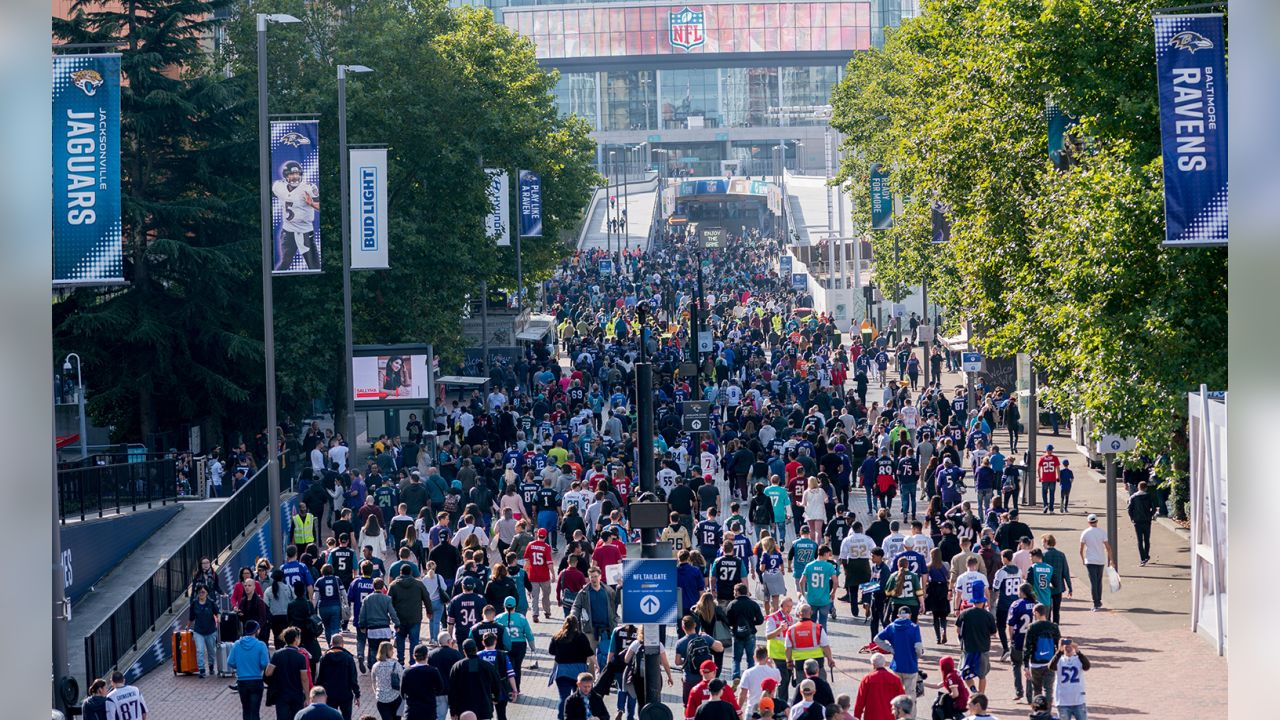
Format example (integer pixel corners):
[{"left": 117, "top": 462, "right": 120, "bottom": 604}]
[
  {"left": 905, "top": 533, "right": 935, "bottom": 555},
  {"left": 1054, "top": 654, "right": 1087, "bottom": 706},
  {"left": 955, "top": 570, "right": 987, "bottom": 604},
  {"left": 656, "top": 467, "right": 679, "bottom": 495},
  {"left": 670, "top": 445, "right": 689, "bottom": 472},
  {"left": 901, "top": 406, "right": 919, "bottom": 430},
  {"left": 881, "top": 533, "right": 906, "bottom": 559},
  {"left": 700, "top": 451, "right": 720, "bottom": 479},
  {"left": 840, "top": 532, "right": 876, "bottom": 561},
  {"left": 272, "top": 179, "right": 318, "bottom": 233},
  {"left": 562, "top": 489, "right": 591, "bottom": 516},
  {"left": 106, "top": 685, "right": 147, "bottom": 720}
]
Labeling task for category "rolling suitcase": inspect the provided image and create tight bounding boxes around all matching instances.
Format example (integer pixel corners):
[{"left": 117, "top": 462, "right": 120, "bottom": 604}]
[
  {"left": 220, "top": 612, "right": 241, "bottom": 643},
  {"left": 216, "top": 641, "right": 235, "bottom": 678},
  {"left": 172, "top": 630, "right": 199, "bottom": 675}
]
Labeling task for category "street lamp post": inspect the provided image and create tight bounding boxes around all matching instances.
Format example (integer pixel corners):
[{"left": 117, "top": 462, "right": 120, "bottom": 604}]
[
  {"left": 258, "top": 12, "right": 301, "bottom": 563},
  {"left": 338, "top": 63, "right": 373, "bottom": 450},
  {"left": 608, "top": 150, "right": 616, "bottom": 256},
  {"left": 62, "top": 353, "right": 86, "bottom": 460}
]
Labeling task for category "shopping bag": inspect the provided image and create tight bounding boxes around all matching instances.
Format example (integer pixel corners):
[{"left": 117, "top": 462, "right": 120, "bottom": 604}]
[{"left": 1106, "top": 565, "right": 1122, "bottom": 593}]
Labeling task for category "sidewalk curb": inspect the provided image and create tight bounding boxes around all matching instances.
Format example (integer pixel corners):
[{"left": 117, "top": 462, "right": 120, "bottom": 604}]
[{"left": 1156, "top": 515, "right": 1191, "bottom": 542}]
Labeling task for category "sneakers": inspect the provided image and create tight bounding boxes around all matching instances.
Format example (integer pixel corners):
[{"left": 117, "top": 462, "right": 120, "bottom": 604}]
[
  {"left": 999, "top": 650, "right": 1009, "bottom": 662},
  {"left": 358, "top": 658, "right": 367, "bottom": 674},
  {"left": 198, "top": 670, "right": 206, "bottom": 678}
]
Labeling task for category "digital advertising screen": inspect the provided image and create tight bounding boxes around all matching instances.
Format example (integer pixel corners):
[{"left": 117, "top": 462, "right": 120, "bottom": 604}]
[{"left": 352, "top": 346, "right": 434, "bottom": 405}]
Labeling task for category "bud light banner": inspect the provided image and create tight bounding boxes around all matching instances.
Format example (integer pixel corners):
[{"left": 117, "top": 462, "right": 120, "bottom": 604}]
[
  {"left": 518, "top": 169, "right": 542, "bottom": 237},
  {"left": 869, "top": 163, "right": 894, "bottom": 230},
  {"left": 349, "top": 148, "right": 389, "bottom": 269},
  {"left": 271, "top": 120, "right": 322, "bottom": 273},
  {"left": 52, "top": 54, "right": 123, "bottom": 286},
  {"left": 1154, "top": 14, "right": 1228, "bottom": 247},
  {"left": 485, "top": 169, "right": 510, "bottom": 247}
]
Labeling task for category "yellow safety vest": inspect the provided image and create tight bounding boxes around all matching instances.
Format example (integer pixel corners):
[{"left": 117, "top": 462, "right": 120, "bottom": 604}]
[
  {"left": 291, "top": 513, "right": 316, "bottom": 545},
  {"left": 766, "top": 611, "right": 793, "bottom": 660}
]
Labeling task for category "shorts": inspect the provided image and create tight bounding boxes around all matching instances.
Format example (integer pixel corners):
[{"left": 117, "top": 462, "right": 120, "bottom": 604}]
[
  {"left": 761, "top": 572, "right": 786, "bottom": 598},
  {"left": 961, "top": 651, "right": 989, "bottom": 679}
]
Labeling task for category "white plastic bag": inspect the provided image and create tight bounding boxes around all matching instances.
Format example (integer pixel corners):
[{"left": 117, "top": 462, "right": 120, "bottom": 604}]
[{"left": 1106, "top": 565, "right": 1122, "bottom": 593}]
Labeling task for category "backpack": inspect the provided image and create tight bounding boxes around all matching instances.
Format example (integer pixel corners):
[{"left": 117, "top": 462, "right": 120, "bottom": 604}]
[
  {"left": 443, "top": 492, "right": 461, "bottom": 514},
  {"left": 751, "top": 497, "right": 774, "bottom": 526},
  {"left": 1031, "top": 633, "right": 1056, "bottom": 664},
  {"left": 684, "top": 633, "right": 713, "bottom": 671}
]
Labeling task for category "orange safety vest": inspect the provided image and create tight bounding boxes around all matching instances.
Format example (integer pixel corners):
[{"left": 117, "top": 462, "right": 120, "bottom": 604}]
[{"left": 786, "top": 620, "right": 824, "bottom": 659}]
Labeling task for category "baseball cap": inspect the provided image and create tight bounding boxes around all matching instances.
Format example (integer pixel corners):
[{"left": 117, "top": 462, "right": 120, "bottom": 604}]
[
  {"left": 761, "top": 678, "right": 779, "bottom": 694},
  {"left": 1045, "top": 444, "right": 1054, "bottom": 451},
  {"left": 537, "top": 528, "right": 548, "bottom": 538},
  {"left": 1087, "top": 513, "right": 1098, "bottom": 522},
  {"left": 504, "top": 596, "right": 516, "bottom": 609},
  {"left": 758, "top": 697, "right": 775, "bottom": 715},
  {"left": 699, "top": 659, "right": 718, "bottom": 673},
  {"left": 462, "top": 577, "right": 477, "bottom": 590}
]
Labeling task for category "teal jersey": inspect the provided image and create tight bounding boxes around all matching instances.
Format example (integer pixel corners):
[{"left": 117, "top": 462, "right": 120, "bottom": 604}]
[
  {"left": 495, "top": 610, "right": 535, "bottom": 651},
  {"left": 1028, "top": 562, "right": 1054, "bottom": 608},
  {"left": 789, "top": 538, "right": 819, "bottom": 578},
  {"left": 763, "top": 485, "right": 791, "bottom": 522},
  {"left": 801, "top": 559, "right": 840, "bottom": 607}
]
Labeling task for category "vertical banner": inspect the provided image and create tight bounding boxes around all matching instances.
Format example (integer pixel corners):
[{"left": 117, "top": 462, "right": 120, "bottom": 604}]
[
  {"left": 484, "top": 169, "right": 510, "bottom": 246},
  {"left": 52, "top": 54, "right": 123, "bottom": 285},
  {"left": 1154, "top": 13, "right": 1228, "bottom": 246},
  {"left": 869, "top": 163, "right": 894, "bottom": 230},
  {"left": 931, "top": 201, "right": 951, "bottom": 244},
  {"left": 349, "top": 148, "right": 389, "bottom": 270},
  {"left": 270, "top": 120, "right": 322, "bottom": 274},
  {"left": 1046, "top": 102, "right": 1078, "bottom": 171},
  {"left": 518, "top": 169, "right": 543, "bottom": 237}
]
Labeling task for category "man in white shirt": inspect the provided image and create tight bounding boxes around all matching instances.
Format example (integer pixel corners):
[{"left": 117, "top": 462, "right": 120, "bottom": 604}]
[
  {"left": 1078, "top": 514, "right": 1113, "bottom": 611},
  {"left": 452, "top": 513, "right": 490, "bottom": 547},
  {"left": 839, "top": 523, "right": 876, "bottom": 612},
  {"left": 207, "top": 455, "right": 225, "bottom": 498},
  {"left": 105, "top": 671, "right": 148, "bottom": 720},
  {"left": 881, "top": 521, "right": 906, "bottom": 559},
  {"left": 737, "top": 646, "right": 781, "bottom": 710},
  {"left": 700, "top": 447, "right": 720, "bottom": 483},
  {"left": 328, "top": 441, "right": 349, "bottom": 474},
  {"left": 904, "top": 521, "right": 935, "bottom": 555},
  {"left": 963, "top": 692, "right": 998, "bottom": 720},
  {"left": 953, "top": 556, "right": 988, "bottom": 610},
  {"left": 309, "top": 439, "right": 326, "bottom": 473}
]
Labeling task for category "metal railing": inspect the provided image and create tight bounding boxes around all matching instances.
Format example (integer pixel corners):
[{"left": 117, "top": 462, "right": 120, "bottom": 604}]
[
  {"left": 58, "top": 459, "right": 178, "bottom": 523},
  {"left": 82, "top": 463, "right": 271, "bottom": 687}
]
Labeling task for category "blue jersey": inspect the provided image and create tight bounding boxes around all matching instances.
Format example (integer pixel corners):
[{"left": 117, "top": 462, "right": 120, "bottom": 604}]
[
  {"left": 893, "top": 550, "right": 927, "bottom": 577},
  {"left": 757, "top": 550, "right": 783, "bottom": 574},
  {"left": 347, "top": 577, "right": 375, "bottom": 620},
  {"left": 280, "top": 560, "right": 311, "bottom": 589},
  {"left": 502, "top": 449, "right": 522, "bottom": 471},
  {"left": 532, "top": 453, "right": 548, "bottom": 472},
  {"left": 731, "top": 533, "right": 751, "bottom": 561},
  {"left": 695, "top": 520, "right": 723, "bottom": 550},
  {"left": 1008, "top": 599, "right": 1035, "bottom": 650}
]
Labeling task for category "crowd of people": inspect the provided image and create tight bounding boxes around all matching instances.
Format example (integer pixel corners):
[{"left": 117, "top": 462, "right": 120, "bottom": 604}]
[{"left": 87, "top": 224, "right": 1167, "bottom": 720}]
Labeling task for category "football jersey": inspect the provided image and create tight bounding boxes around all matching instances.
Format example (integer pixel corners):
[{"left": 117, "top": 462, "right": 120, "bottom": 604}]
[
  {"left": 106, "top": 685, "right": 147, "bottom": 720},
  {"left": 757, "top": 550, "right": 784, "bottom": 574},
  {"left": 1007, "top": 598, "right": 1035, "bottom": 649},
  {"left": 449, "top": 592, "right": 485, "bottom": 628},
  {"left": 1054, "top": 654, "right": 1087, "bottom": 706},
  {"left": 695, "top": 520, "right": 723, "bottom": 550},
  {"left": 272, "top": 179, "right": 318, "bottom": 233},
  {"left": 1028, "top": 561, "right": 1055, "bottom": 607},
  {"left": 789, "top": 538, "right": 818, "bottom": 577},
  {"left": 955, "top": 570, "right": 987, "bottom": 605},
  {"left": 661, "top": 525, "right": 691, "bottom": 552},
  {"left": 992, "top": 566, "right": 1023, "bottom": 610},
  {"left": 840, "top": 533, "right": 876, "bottom": 561}
]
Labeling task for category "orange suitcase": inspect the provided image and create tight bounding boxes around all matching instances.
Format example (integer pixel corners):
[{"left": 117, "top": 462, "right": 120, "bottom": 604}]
[{"left": 172, "top": 629, "right": 199, "bottom": 675}]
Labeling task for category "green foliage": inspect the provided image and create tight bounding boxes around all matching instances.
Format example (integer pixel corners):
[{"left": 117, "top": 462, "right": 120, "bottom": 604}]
[{"left": 830, "top": 0, "right": 1227, "bottom": 461}]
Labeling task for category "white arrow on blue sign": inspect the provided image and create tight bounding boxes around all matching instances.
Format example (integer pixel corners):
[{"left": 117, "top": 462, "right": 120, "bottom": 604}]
[{"left": 621, "top": 559, "right": 679, "bottom": 625}]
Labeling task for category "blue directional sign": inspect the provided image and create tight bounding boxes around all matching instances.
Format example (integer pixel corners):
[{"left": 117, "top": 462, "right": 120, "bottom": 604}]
[
  {"left": 779, "top": 254, "right": 793, "bottom": 275},
  {"left": 961, "top": 352, "right": 983, "bottom": 373},
  {"left": 621, "top": 559, "right": 678, "bottom": 625},
  {"left": 792, "top": 272, "right": 807, "bottom": 290}
]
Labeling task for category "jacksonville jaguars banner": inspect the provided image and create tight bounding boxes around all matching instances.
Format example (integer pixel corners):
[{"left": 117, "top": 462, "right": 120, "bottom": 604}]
[
  {"left": 1154, "top": 14, "right": 1228, "bottom": 247},
  {"left": 349, "top": 148, "right": 389, "bottom": 270},
  {"left": 869, "top": 163, "right": 894, "bottom": 230},
  {"left": 518, "top": 169, "right": 542, "bottom": 237},
  {"left": 270, "top": 119, "right": 322, "bottom": 274},
  {"left": 52, "top": 54, "right": 123, "bottom": 286},
  {"left": 484, "top": 169, "right": 511, "bottom": 247}
]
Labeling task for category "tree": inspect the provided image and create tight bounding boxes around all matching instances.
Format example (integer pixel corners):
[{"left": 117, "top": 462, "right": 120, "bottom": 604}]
[
  {"left": 53, "top": 0, "right": 263, "bottom": 446},
  {"left": 830, "top": 0, "right": 1227, "bottom": 471}
]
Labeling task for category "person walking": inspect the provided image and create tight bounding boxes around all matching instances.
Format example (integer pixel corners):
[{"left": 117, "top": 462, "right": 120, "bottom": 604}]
[
  {"left": 369, "top": 641, "right": 404, "bottom": 720},
  {"left": 447, "top": 638, "right": 502, "bottom": 720},
  {"left": 1024, "top": 604, "right": 1061, "bottom": 708},
  {"left": 1050, "top": 639, "right": 1091, "bottom": 720},
  {"left": 853, "top": 654, "right": 905, "bottom": 720},
  {"left": 954, "top": 585, "right": 997, "bottom": 695},
  {"left": 562, "top": 672, "right": 610, "bottom": 720},
  {"left": 263, "top": 570, "right": 295, "bottom": 650},
  {"left": 226, "top": 620, "right": 271, "bottom": 720},
  {"left": 1078, "top": 515, "right": 1113, "bottom": 611},
  {"left": 264, "top": 627, "right": 311, "bottom": 720},
  {"left": 401, "top": 642, "right": 446, "bottom": 720},
  {"left": 550, "top": 616, "right": 599, "bottom": 718},
  {"left": 388, "top": 564, "right": 432, "bottom": 665},
  {"left": 295, "top": 687, "right": 343, "bottom": 720},
  {"left": 1040, "top": 535, "right": 1073, "bottom": 627},
  {"left": 1126, "top": 480, "right": 1158, "bottom": 566},
  {"left": 873, "top": 606, "right": 923, "bottom": 705},
  {"left": 358, "top": 578, "right": 401, "bottom": 672},
  {"left": 186, "top": 586, "right": 221, "bottom": 677},
  {"left": 495, "top": 595, "right": 535, "bottom": 690},
  {"left": 1036, "top": 446, "right": 1060, "bottom": 514},
  {"left": 80, "top": 679, "right": 110, "bottom": 720},
  {"left": 314, "top": 635, "right": 361, "bottom": 720}
]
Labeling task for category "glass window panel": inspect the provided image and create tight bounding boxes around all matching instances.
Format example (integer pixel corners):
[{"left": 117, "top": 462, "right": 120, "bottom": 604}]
[
  {"left": 610, "top": 31, "right": 626, "bottom": 55},
  {"left": 734, "top": 5, "right": 748, "bottom": 28},
  {"left": 857, "top": 3, "right": 870, "bottom": 26},
  {"left": 858, "top": 26, "right": 870, "bottom": 49},
  {"left": 642, "top": 30, "right": 657, "bottom": 54},
  {"left": 716, "top": 27, "right": 735, "bottom": 54},
  {"left": 641, "top": 7, "right": 656, "bottom": 31},
  {"left": 626, "top": 31, "right": 641, "bottom": 53},
  {"left": 826, "top": 25, "right": 840, "bottom": 50},
  {"left": 548, "top": 32, "right": 564, "bottom": 58},
  {"left": 780, "top": 26, "right": 795, "bottom": 52},
  {"left": 796, "top": 27, "right": 811, "bottom": 52},
  {"left": 779, "top": 4, "right": 794, "bottom": 28},
  {"left": 595, "top": 8, "right": 609, "bottom": 34},
  {"left": 564, "top": 10, "right": 578, "bottom": 33},
  {"left": 841, "top": 27, "right": 857, "bottom": 49},
  {"left": 841, "top": 3, "right": 857, "bottom": 25},
  {"left": 625, "top": 7, "right": 640, "bottom": 32},
  {"left": 532, "top": 13, "right": 544, "bottom": 36},
  {"left": 580, "top": 9, "right": 594, "bottom": 34},
  {"left": 796, "top": 4, "right": 811, "bottom": 26},
  {"left": 750, "top": 5, "right": 765, "bottom": 28},
  {"left": 764, "top": 26, "right": 780, "bottom": 52}
]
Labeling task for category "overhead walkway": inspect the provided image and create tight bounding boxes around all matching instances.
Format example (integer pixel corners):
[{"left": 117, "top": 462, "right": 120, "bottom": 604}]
[{"left": 579, "top": 177, "right": 657, "bottom": 253}]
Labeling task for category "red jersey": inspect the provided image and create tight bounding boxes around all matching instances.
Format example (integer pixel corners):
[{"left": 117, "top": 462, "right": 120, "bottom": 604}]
[
  {"left": 614, "top": 475, "right": 631, "bottom": 504},
  {"left": 1038, "top": 453, "right": 1060, "bottom": 483},
  {"left": 684, "top": 679, "right": 740, "bottom": 720},
  {"left": 785, "top": 460, "right": 804, "bottom": 483},
  {"left": 788, "top": 474, "right": 806, "bottom": 505},
  {"left": 592, "top": 541, "right": 624, "bottom": 570},
  {"left": 524, "top": 540, "right": 553, "bottom": 582}
]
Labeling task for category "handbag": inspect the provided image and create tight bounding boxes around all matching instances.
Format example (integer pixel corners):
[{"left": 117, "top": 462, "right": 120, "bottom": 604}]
[
  {"left": 712, "top": 617, "right": 733, "bottom": 647},
  {"left": 308, "top": 613, "right": 325, "bottom": 638},
  {"left": 389, "top": 663, "right": 402, "bottom": 691}
]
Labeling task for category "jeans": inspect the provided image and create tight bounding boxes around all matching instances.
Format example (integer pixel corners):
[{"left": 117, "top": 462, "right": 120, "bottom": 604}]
[
  {"left": 428, "top": 596, "right": 444, "bottom": 641},
  {"left": 276, "top": 700, "right": 303, "bottom": 720},
  {"left": 900, "top": 482, "right": 918, "bottom": 517},
  {"left": 1058, "top": 704, "right": 1089, "bottom": 720},
  {"left": 1134, "top": 521, "right": 1152, "bottom": 562},
  {"left": 1010, "top": 648, "right": 1024, "bottom": 697},
  {"left": 811, "top": 603, "right": 831, "bottom": 632},
  {"left": 236, "top": 679, "right": 263, "bottom": 720},
  {"left": 770, "top": 521, "right": 788, "bottom": 548},
  {"left": 1041, "top": 482, "right": 1056, "bottom": 509},
  {"left": 194, "top": 630, "right": 218, "bottom": 673},
  {"left": 556, "top": 676, "right": 578, "bottom": 720},
  {"left": 319, "top": 604, "right": 342, "bottom": 645},
  {"left": 976, "top": 489, "right": 993, "bottom": 515},
  {"left": 1029, "top": 665, "right": 1054, "bottom": 706},
  {"left": 732, "top": 634, "right": 757, "bottom": 678},
  {"left": 395, "top": 623, "right": 421, "bottom": 665},
  {"left": 538, "top": 510, "right": 560, "bottom": 549},
  {"left": 355, "top": 629, "right": 368, "bottom": 667},
  {"left": 1086, "top": 564, "right": 1104, "bottom": 608}
]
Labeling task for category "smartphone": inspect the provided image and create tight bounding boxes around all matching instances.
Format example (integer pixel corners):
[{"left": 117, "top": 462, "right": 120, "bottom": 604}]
[{"left": 1062, "top": 638, "right": 1073, "bottom": 645}]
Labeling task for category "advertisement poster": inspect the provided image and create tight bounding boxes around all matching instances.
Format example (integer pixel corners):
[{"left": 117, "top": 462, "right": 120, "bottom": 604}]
[
  {"left": 485, "top": 169, "right": 510, "bottom": 246},
  {"left": 349, "top": 148, "right": 389, "bottom": 269},
  {"left": 1154, "top": 13, "right": 1228, "bottom": 246},
  {"left": 53, "top": 53, "right": 123, "bottom": 285},
  {"left": 352, "top": 354, "right": 431, "bottom": 402},
  {"left": 518, "top": 169, "right": 542, "bottom": 237},
  {"left": 869, "top": 163, "right": 894, "bottom": 230},
  {"left": 270, "top": 120, "right": 322, "bottom": 273}
]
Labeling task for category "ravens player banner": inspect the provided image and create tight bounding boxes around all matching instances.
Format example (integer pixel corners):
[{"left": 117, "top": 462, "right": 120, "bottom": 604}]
[
  {"left": 270, "top": 120, "right": 323, "bottom": 273},
  {"left": 52, "top": 53, "right": 123, "bottom": 286},
  {"left": 1154, "top": 13, "right": 1227, "bottom": 247}
]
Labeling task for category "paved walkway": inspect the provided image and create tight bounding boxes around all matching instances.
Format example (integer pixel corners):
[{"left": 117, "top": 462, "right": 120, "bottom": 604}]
[
  {"left": 581, "top": 183, "right": 656, "bottom": 253},
  {"left": 131, "top": 366, "right": 1224, "bottom": 719}
]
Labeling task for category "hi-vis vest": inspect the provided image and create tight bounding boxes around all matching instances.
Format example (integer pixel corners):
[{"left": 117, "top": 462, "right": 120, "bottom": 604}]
[
  {"left": 766, "top": 611, "right": 793, "bottom": 660},
  {"left": 786, "top": 620, "right": 825, "bottom": 660},
  {"left": 292, "top": 513, "right": 316, "bottom": 545}
]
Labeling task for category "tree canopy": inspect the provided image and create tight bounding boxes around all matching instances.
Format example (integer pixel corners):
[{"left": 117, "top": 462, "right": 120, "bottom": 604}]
[{"left": 830, "top": 0, "right": 1227, "bottom": 470}]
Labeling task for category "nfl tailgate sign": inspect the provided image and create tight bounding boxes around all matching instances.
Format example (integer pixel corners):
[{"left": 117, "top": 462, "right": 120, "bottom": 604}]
[{"left": 669, "top": 7, "right": 706, "bottom": 51}]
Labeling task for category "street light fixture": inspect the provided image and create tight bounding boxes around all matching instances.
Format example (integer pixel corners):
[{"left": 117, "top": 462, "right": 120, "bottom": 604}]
[
  {"left": 337, "top": 63, "right": 374, "bottom": 454},
  {"left": 257, "top": 11, "right": 301, "bottom": 564},
  {"left": 61, "top": 354, "right": 87, "bottom": 461}
]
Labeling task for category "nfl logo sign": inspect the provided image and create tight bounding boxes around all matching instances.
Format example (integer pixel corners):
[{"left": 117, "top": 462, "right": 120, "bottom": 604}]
[{"left": 669, "top": 7, "right": 706, "bottom": 51}]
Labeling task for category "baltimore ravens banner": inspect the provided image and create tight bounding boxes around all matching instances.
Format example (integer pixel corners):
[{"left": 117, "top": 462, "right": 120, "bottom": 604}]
[
  {"left": 349, "top": 148, "right": 389, "bottom": 269},
  {"left": 869, "top": 163, "right": 894, "bottom": 230},
  {"left": 484, "top": 169, "right": 510, "bottom": 246},
  {"left": 270, "top": 120, "right": 322, "bottom": 274},
  {"left": 931, "top": 201, "right": 951, "bottom": 244},
  {"left": 518, "top": 169, "right": 542, "bottom": 237},
  {"left": 1154, "top": 14, "right": 1227, "bottom": 246},
  {"left": 52, "top": 54, "right": 123, "bottom": 286}
]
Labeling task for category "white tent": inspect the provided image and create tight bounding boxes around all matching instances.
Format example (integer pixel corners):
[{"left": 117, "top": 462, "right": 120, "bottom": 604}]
[{"left": 1189, "top": 385, "right": 1227, "bottom": 656}]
